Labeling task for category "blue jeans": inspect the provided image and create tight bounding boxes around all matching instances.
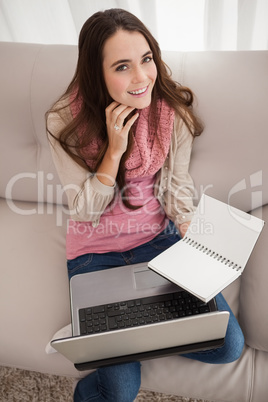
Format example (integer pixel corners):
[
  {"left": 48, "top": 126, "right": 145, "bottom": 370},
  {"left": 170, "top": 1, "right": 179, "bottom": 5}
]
[{"left": 69, "top": 222, "right": 244, "bottom": 401}]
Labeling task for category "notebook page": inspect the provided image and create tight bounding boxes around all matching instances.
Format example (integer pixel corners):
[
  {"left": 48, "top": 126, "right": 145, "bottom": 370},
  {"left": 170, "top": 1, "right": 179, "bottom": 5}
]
[
  {"left": 186, "top": 194, "right": 264, "bottom": 269},
  {"left": 148, "top": 240, "right": 240, "bottom": 302}
]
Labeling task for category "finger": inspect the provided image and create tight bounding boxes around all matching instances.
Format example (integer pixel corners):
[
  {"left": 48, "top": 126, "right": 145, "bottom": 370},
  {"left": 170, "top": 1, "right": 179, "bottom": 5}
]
[
  {"left": 105, "top": 101, "right": 120, "bottom": 112},
  {"left": 105, "top": 102, "right": 120, "bottom": 123},
  {"left": 112, "top": 104, "right": 134, "bottom": 119},
  {"left": 115, "top": 107, "right": 137, "bottom": 129},
  {"left": 123, "top": 112, "right": 139, "bottom": 131},
  {"left": 105, "top": 102, "right": 130, "bottom": 117}
]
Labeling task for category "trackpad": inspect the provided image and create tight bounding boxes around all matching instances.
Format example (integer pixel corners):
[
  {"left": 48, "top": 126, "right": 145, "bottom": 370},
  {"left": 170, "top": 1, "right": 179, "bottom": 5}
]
[{"left": 134, "top": 269, "right": 170, "bottom": 290}]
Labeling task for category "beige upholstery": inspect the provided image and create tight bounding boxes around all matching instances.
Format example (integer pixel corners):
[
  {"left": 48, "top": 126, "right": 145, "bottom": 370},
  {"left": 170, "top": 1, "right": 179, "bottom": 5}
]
[{"left": 0, "top": 42, "right": 267, "bottom": 401}]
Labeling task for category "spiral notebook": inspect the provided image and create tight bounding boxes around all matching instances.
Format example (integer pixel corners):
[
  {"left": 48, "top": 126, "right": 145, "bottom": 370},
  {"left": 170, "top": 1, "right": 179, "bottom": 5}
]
[{"left": 148, "top": 194, "right": 264, "bottom": 302}]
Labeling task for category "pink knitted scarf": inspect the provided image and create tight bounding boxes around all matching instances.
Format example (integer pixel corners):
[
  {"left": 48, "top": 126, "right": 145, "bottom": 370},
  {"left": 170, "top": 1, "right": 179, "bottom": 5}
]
[{"left": 70, "top": 96, "right": 175, "bottom": 179}]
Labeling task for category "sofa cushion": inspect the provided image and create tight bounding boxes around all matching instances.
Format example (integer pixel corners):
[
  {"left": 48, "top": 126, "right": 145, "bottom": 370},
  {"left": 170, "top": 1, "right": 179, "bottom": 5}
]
[
  {"left": 163, "top": 50, "right": 268, "bottom": 213},
  {"left": 141, "top": 346, "right": 255, "bottom": 401},
  {"left": 0, "top": 198, "right": 78, "bottom": 376},
  {"left": 0, "top": 42, "right": 76, "bottom": 205},
  {"left": 239, "top": 204, "right": 268, "bottom": 352}
]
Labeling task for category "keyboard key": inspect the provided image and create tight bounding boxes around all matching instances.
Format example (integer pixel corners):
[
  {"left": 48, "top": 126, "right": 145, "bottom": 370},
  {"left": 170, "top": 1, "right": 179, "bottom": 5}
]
[
  {"left": 107, "top": 309, "right": 124, "bottom": 317},
  {"left": 93, "top": 305, "right": 105, "bottom": 314},
  {"left": 108, "top": 317, "right": 118, "bottom": 329},
  {"left": 142, "top": 294, "right": 172, "bottom": 305},
  {"left": 80, "top": 321, "right": 87, "bottom": 335},
  {"left": 79, "top": 309, "right": 86, "bottom": 322}
]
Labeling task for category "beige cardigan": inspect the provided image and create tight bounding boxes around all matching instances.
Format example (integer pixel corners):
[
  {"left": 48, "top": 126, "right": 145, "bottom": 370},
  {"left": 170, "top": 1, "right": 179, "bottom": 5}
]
[{"left": 47, "top": 108, "right": 196, "bottom": 228}]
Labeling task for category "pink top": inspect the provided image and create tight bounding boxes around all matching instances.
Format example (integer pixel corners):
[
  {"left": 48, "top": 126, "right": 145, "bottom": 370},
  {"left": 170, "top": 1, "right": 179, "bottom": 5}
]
[{"left": 66, "top": 174, "right": 168, "bottom": 259}]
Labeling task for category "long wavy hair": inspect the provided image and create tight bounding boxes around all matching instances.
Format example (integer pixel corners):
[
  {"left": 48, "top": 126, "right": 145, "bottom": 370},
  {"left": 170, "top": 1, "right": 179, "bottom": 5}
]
[{"left": 46, "top": 8, "right": 203, "bottom": 208}]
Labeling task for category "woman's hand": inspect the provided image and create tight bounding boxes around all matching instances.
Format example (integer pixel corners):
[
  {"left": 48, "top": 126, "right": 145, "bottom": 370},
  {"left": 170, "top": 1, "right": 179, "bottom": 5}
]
[
  {"left": 178, "top": 221, "right": 191, "bottom": 238},
  {"left": 95, "top": 102, "right": 139, "bottom": 187},
  {"left": 105, "top": 101, "right": 139, "bottom": 160}
]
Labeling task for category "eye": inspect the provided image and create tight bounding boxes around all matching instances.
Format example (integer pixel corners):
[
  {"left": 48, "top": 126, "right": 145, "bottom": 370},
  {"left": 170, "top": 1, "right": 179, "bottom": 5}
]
[
  {"left": 143, "top": 56, "right": 153, "bottom": 64},
  {"left": 115, "top": 64, "right": 128, "bottom": 72}
]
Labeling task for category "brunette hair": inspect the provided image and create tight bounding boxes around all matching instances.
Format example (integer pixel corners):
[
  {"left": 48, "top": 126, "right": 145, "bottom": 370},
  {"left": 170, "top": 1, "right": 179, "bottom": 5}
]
[{"left": 46, "top": 8, "right": 203, "bottom": 206}]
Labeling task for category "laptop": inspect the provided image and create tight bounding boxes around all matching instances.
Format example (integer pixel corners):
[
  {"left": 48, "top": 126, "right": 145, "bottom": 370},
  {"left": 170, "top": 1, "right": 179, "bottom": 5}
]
[{"left": 51, "top": 262, "right": 229, "bottom": 370}]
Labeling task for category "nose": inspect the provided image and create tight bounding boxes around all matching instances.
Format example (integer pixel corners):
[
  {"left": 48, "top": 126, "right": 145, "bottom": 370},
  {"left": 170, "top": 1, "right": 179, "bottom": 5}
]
[{"left": 132, "top": 66, "right": 146, "bottom": 84}]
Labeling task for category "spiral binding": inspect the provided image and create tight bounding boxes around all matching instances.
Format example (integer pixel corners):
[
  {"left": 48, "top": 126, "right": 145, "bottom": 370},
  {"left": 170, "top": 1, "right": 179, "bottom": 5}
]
[{"left": 183, "top": 236, "right": 242, "bottom": 272}]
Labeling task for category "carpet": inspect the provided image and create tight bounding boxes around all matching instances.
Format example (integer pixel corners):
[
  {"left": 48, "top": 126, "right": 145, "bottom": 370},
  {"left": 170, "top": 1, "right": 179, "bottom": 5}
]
[{"left": 0, "top": 366, "right": 211, "bottom": 401}]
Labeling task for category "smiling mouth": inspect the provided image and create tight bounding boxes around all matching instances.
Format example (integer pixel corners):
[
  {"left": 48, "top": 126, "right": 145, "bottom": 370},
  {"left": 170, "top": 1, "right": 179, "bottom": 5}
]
[{"left": 128, "top": 85, "right": 148, "bottom": 95}]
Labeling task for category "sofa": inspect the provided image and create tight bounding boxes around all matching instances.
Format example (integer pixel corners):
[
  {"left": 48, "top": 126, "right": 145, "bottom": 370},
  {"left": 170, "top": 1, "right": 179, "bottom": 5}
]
[{"left": 0, "top": 42, "right": 267, "bottom": 402}]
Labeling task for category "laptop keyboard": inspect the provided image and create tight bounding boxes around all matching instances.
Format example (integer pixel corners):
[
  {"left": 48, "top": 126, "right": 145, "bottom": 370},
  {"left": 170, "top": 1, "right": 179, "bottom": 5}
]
[{"left": 79, "top": 291, "right": 215, "bottom": 335}]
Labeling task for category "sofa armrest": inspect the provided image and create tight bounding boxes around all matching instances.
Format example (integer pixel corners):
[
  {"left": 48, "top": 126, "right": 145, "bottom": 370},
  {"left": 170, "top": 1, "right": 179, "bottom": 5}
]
[{"left": 239, "top": 204, "right": 268, "bottom": 352}]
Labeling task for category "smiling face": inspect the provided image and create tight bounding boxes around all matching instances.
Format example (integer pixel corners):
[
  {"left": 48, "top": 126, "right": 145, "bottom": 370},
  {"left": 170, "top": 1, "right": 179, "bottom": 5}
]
[{"left": 102, "top": 29, "right": 157, "bottom": 109}]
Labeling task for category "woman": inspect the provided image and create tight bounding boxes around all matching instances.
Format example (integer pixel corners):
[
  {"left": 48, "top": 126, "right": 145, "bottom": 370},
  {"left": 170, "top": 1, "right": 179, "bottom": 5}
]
[{"left": 46, "top": 8, "right": 244, "bottom": 402}]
